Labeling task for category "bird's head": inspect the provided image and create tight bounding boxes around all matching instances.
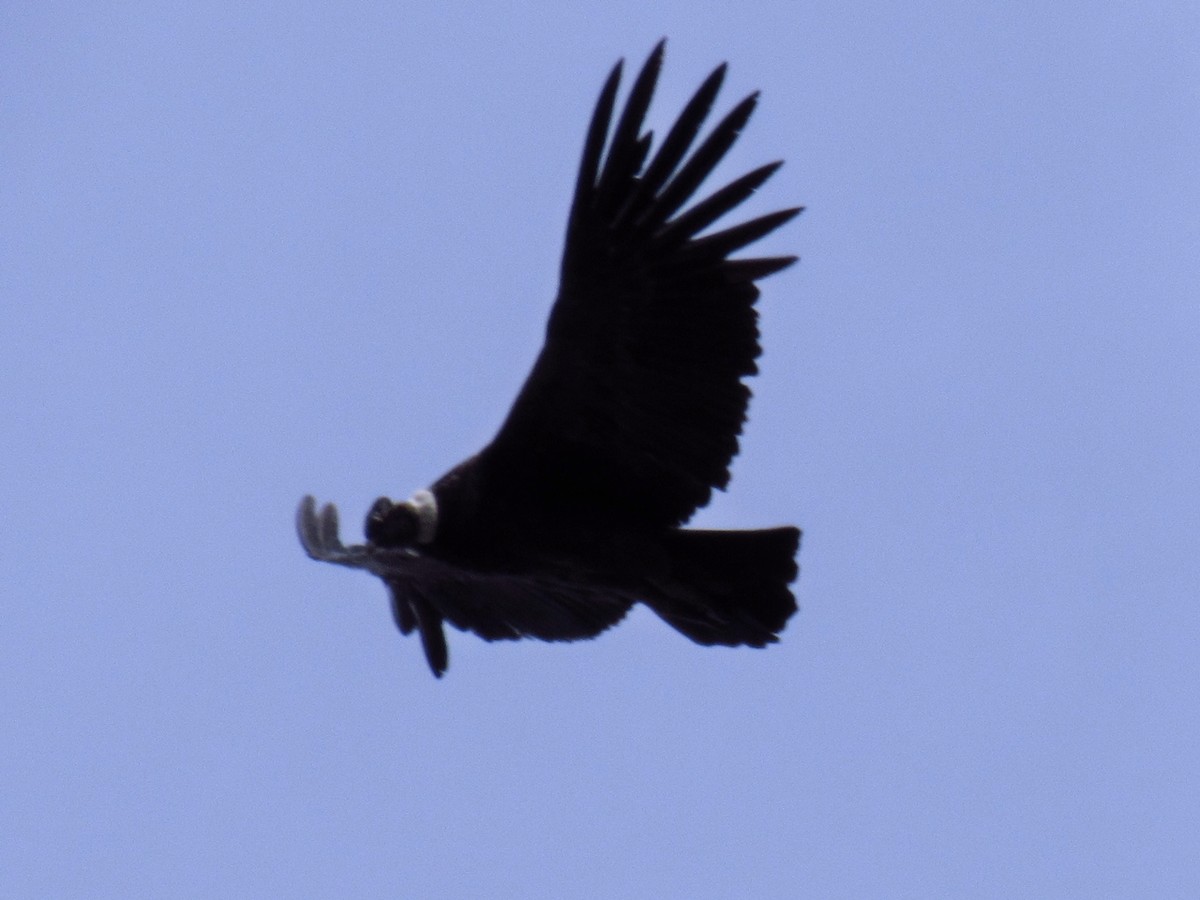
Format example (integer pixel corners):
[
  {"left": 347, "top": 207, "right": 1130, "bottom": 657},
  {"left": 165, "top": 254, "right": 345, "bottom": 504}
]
[{"left": 364, "top": 490, "right": 438, "bottom": 547}]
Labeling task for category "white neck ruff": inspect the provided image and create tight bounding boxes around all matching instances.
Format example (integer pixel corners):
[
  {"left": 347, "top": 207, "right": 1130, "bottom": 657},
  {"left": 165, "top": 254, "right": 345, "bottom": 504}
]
[{"left": 406, "top": 489, "right": 438, "bottom": 544}]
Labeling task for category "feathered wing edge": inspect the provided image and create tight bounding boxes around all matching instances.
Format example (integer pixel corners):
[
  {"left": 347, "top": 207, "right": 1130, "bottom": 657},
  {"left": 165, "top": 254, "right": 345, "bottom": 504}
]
[
  {"left": 489, "top": 41, "right": 803, "bottom": 528},
  {"left": 298, "top": 497, "right": 632, "bottom": 677}
]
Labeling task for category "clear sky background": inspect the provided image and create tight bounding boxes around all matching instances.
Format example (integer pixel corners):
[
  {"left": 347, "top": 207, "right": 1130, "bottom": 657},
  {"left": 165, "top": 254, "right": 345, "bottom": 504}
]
[{"left": 4, "top": 2, "right": 1197, "bottom": 897}]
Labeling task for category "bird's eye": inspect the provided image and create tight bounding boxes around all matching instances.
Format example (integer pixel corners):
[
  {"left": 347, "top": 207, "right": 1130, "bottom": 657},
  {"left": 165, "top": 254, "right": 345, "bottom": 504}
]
[{"left": 365, "top": 497, "right": 418, "bottom": 546}]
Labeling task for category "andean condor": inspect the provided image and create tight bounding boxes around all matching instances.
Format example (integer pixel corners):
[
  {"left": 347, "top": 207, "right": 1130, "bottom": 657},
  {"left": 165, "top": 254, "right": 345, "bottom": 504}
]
[{"left": 298, "top": 41, "right": 802, "bottom": 677}]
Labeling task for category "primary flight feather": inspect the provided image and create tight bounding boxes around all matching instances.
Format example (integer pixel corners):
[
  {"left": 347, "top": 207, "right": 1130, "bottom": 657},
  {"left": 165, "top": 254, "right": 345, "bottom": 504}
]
[{"left": 298, "top": 41, "right": 802, "bottom": 676}]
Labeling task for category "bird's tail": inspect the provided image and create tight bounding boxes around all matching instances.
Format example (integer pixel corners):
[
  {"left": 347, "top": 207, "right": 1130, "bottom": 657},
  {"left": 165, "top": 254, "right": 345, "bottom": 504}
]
[{"left": 644, "top": 527, "right": 800, "bottom": 647}]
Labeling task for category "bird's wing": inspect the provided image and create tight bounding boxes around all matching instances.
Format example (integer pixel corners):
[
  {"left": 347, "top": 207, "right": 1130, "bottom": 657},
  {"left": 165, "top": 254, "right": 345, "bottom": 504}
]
[
  {"left": 298, "top": 497, "right": 632, "bottom": 676},
  {"left": 481, "top": 40, "right": 800, "bottom": 529}
]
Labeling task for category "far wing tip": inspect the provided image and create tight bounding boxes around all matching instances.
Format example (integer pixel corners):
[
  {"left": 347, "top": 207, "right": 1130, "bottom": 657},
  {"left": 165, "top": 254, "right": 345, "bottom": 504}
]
[{"left": 296, "top": 494, "right": 372, "bottom": 569}]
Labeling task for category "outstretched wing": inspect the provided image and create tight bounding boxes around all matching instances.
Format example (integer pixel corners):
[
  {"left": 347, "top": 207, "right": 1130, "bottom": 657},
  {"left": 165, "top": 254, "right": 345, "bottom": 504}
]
[
  {"left": 297, "top": 497, "right": 632, "bottom": 676},
  {"left": 481, "top": 40, "right": 800, "bottom": 529}
]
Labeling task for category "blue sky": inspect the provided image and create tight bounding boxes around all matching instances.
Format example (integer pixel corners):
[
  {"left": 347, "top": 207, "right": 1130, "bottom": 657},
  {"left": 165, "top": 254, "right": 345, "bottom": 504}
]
[{"left": 4, "top": 2, "right": 1198, "bottom": 897}]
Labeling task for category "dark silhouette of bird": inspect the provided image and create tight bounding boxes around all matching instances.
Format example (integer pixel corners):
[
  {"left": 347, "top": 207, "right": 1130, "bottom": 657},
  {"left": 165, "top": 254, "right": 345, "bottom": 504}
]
[{"left": 298, "top": 41, "right": 802, "bottom": 677}]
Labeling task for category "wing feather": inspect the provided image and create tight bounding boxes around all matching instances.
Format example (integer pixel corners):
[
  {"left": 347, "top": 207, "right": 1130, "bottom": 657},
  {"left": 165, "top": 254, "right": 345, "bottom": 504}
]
[
  {"left": 633, "top": 92, "right": 761, "bottom": 234},
  {"left": 654, "top": 161, "right": 784, "bottom": 248}
]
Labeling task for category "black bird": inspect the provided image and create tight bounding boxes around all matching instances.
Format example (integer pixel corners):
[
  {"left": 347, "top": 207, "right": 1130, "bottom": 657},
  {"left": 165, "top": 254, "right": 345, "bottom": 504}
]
[{"left": 298, "top": 41, "right": 802, "bottom": 677}]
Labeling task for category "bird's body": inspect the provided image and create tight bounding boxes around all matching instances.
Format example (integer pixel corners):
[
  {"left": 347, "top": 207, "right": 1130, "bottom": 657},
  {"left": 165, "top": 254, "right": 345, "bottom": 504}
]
[{"left": 298, "top": 41, "right": 802, "bottom": 676}]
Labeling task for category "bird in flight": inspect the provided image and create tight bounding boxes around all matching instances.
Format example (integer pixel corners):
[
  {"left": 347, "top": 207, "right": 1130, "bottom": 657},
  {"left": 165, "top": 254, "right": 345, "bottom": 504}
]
[{"left": 298, "top": 40, "right": 802, "bottom": 677}]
